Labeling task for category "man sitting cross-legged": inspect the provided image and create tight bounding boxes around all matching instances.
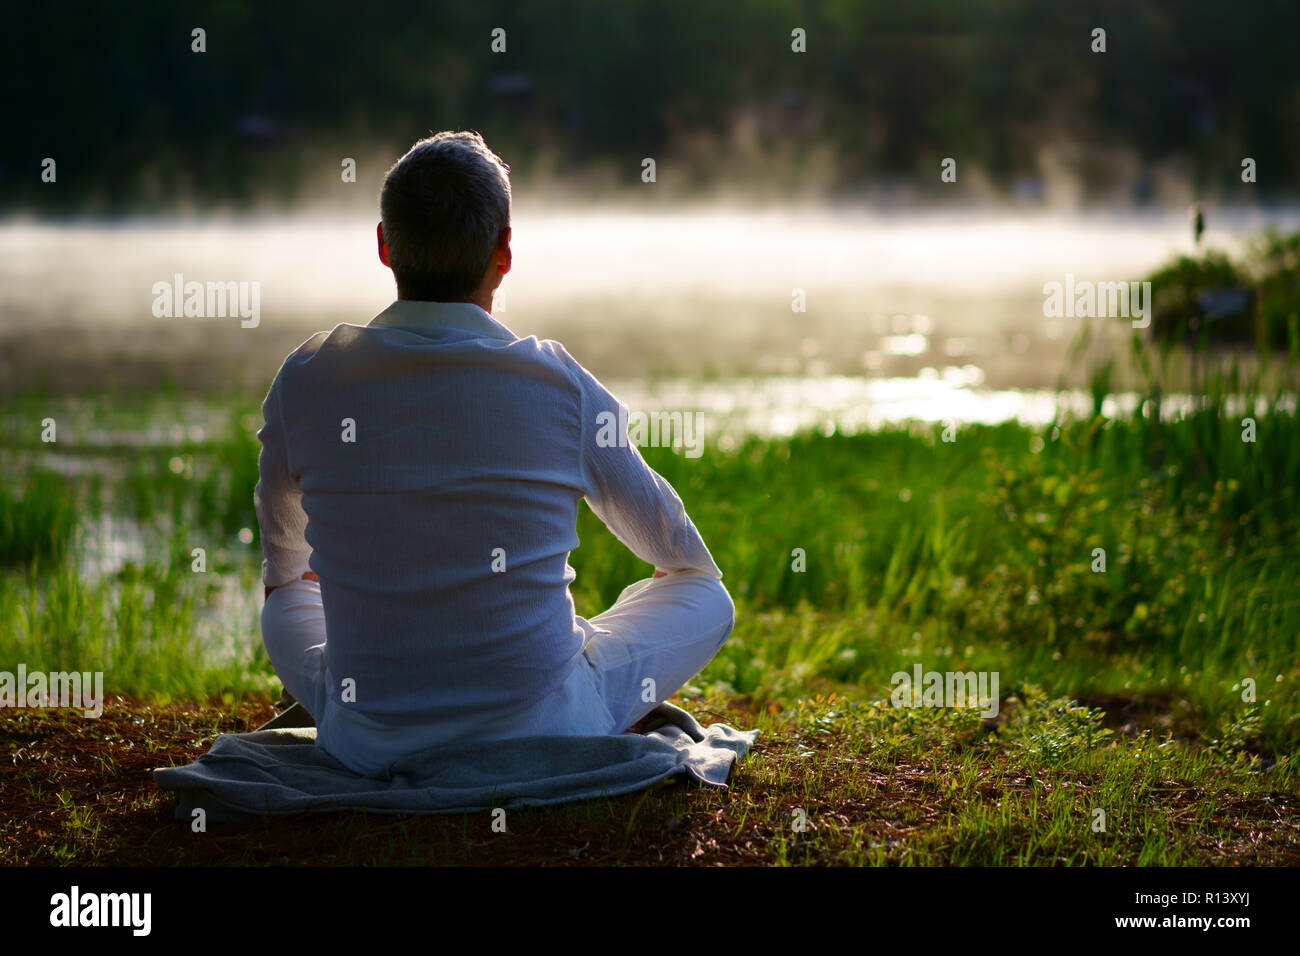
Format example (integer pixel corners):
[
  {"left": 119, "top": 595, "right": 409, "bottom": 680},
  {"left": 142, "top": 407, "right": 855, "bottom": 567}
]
[{"left": 255, "top": 131, "right": 733, "bottom": 777}]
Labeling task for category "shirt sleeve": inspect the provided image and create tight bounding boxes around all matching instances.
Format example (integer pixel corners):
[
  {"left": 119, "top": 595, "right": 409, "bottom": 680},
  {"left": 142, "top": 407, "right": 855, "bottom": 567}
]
[
  {"left": 565, "top": 349, "right": 723, "bottom": 578},
  {"left": 254, "top": 369, "right": 313, "bottom": 587}
]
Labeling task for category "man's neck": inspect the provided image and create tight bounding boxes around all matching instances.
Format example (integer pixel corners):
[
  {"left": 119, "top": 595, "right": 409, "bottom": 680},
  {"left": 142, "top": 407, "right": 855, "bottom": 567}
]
[{"left": 396, "top": 291, "right": 494, "bottom": 315}]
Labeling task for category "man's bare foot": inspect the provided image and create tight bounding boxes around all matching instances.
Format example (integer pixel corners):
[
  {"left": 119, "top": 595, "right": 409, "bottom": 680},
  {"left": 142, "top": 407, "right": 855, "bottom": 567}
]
[{"left": 623, "top": 713, "right": 656, "bottom": 734}]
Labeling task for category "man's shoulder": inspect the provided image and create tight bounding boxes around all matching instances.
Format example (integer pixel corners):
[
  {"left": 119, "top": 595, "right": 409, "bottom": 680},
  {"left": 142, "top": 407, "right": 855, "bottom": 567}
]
[
  {"left": 262, "top": 326, "right": 368, "bottom": 409},
  {"left": 295, "top": 323, "right": 368, "bottom": 357},
  {"left": 530, "top": 338, "right": 621, "bottom": 408},
  {"left": 482, "top": 332, "right": 585, "bottom": 389},
  {"left": 277, "top": 324, "right": 368, "bottom": 374},
  {"left": 530, "top": 336, "right": 589, "bottom": 382}
]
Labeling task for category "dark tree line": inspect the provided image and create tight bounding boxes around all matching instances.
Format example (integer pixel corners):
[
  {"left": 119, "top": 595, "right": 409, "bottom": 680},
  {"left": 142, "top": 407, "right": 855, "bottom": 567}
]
[{"left": 5, "top": 0, "right": 1298, "bottom": 212}]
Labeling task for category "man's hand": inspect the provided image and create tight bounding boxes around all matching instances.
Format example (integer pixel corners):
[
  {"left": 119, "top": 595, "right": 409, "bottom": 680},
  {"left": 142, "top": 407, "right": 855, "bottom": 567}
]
[{"left": 265, "top": 569, "right": 318, "bottom": 599}]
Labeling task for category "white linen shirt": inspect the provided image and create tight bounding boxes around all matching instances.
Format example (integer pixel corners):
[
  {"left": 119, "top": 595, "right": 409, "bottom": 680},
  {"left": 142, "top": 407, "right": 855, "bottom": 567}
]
[{"left": 254, "top": 299, "right": 721, "bottom": 762}]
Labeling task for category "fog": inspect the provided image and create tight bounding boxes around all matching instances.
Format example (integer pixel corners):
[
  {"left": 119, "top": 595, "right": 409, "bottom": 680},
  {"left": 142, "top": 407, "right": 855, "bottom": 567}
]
[{"left": 3, "top": 204, "right": 1294, "bottom": 419}]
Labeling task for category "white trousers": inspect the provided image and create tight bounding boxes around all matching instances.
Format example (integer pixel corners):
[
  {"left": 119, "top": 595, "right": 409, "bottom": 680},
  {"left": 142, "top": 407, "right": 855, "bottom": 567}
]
[{"left": 261, "top": 570, "right": 735, "bottom": 776}]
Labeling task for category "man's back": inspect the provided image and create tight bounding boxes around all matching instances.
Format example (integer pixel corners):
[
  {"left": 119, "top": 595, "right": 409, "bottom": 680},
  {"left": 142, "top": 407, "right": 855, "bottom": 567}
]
[{"left": 258, "top": 301, "right": 598, "bottom": 749}]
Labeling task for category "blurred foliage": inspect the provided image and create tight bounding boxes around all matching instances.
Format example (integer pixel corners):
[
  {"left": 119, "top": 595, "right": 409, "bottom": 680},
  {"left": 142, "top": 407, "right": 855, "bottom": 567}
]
[
  {"left": 7, "top": 0, "right": 1300, "bottom": 211},
  {"left": 1148, "top": 229, "right": 1300, "bottom": 350},
  {"left": 0, "top": 471, "right": 77, "bottom": 568}
]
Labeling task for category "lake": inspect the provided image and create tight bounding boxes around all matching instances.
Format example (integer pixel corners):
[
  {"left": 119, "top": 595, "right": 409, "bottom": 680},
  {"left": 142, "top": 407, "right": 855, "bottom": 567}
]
[{"left": 3, "top": 204, "right": 1293, "bottom": 425}]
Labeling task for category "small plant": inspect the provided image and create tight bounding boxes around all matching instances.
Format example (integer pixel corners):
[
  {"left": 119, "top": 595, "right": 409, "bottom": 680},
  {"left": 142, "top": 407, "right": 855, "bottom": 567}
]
[
  {"left": 1207, "top": 706, "right": 1264, "bottom": 758},
  {"left": 998, "top": 685, "right": 1113, "bottom": 762}
]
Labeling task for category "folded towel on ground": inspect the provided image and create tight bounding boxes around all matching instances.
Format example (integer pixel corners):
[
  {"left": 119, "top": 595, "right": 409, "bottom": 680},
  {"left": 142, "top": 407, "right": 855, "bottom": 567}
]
[{"left": 153, "top": 701, "right": 759, "bottom": 822}]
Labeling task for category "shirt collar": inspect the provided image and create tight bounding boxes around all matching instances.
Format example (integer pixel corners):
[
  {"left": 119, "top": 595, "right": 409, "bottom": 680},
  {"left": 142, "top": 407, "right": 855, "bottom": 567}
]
[{"left": 367, "top": 300, "right": 517, "bottom": 341}]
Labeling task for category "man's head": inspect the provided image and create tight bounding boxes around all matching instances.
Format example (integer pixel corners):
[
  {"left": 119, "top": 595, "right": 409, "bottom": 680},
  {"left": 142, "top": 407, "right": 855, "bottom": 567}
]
[{"left": 378, "top": 131, "right": 512, "bottom": 304}]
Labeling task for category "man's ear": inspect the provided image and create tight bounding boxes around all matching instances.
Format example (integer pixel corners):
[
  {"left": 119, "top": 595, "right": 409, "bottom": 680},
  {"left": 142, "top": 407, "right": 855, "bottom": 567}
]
[
  {"left": 498, "top": 226, "right": 512, "bottom": 276},
  {"left": 377, "top": 221, "right": 391, "bottom": 268}
]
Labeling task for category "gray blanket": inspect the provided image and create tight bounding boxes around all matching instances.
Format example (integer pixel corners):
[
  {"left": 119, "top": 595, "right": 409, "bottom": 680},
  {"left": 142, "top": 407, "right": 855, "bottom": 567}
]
[{"left": 153, "top": 702, "right": 759, "bottom": 821}]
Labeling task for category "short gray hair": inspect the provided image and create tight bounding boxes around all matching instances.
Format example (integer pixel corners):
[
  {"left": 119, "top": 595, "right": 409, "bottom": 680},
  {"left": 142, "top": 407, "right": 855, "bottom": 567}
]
[{"left": 380, "top": 131, "right": 511, "bottom": 301}]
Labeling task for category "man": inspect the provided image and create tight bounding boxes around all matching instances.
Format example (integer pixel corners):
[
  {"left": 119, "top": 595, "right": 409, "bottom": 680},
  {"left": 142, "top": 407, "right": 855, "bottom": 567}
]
[{"left": 255, "top": 131, "right": 733, "bottom": 777}]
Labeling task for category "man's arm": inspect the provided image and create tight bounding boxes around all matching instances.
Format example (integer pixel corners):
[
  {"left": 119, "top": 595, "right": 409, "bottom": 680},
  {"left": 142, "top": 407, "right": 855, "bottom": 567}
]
[
  {"left": 255, "top": 371, "right": 313, "bottom": 599},
  {"left": 570, "top": 353, "right": 722, "bottom": 578}
]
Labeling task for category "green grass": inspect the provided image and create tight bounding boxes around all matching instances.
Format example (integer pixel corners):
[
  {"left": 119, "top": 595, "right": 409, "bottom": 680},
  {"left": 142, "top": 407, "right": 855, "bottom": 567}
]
[
  {"left": 2, "top": 322, "right": 1299, "bottom": 863},
  {"left": 5, "top": 694, "right": 1295, "bottom": 866},
  {"left": 2, "top": 374, "right": 1298, "bottom": 751}
]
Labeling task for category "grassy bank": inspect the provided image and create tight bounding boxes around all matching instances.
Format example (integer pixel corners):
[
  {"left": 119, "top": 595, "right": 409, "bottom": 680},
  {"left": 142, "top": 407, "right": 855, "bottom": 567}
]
[
  {"left": 1, "top": 358, "right": 1298, "bottom": 863},
  {"left": 3, "top": 378, "right": 1298, "bottom": 748},
  {"left": 4, "top": 693, "right": 1296, "bottom": 866}
]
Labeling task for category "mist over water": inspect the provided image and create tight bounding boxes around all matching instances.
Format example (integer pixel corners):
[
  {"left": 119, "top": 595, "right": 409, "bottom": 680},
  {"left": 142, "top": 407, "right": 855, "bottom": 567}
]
[{"left": 3, "top": 204, "right": 1293, "bottom": 423}]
